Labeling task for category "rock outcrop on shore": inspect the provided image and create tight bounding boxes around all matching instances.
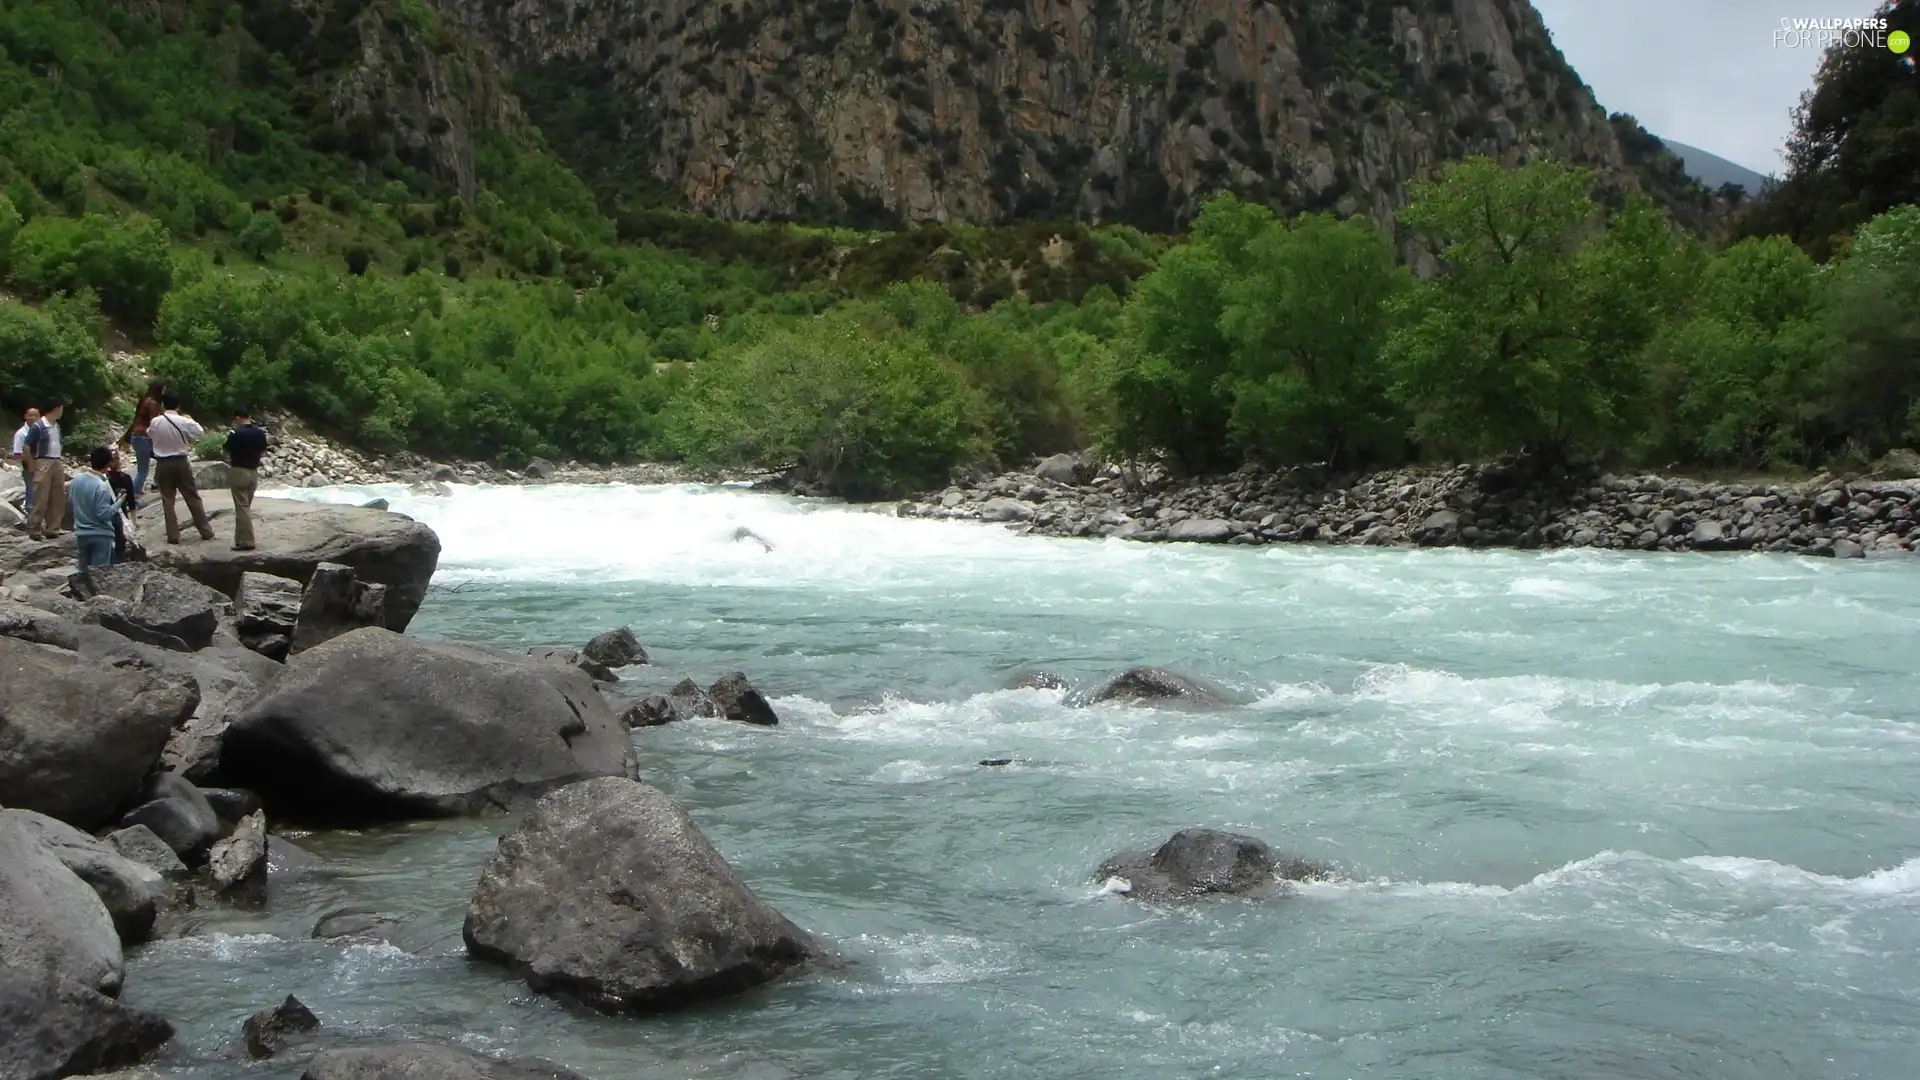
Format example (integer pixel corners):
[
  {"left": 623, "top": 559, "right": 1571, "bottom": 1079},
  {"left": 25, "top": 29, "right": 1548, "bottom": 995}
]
[
  {"left": 902, "top": 456, "right": 1920, "bottom": 557},
  {"left": 140, "top": 493, "right": 441, "bottom": 633},
  {"left": 221, "top": 628, "right": 637, "bottom": 824}
]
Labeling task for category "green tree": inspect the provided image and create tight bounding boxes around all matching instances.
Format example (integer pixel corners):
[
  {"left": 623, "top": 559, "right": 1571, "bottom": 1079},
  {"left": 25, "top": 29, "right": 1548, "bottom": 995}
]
[
  {"left": 235, "top": 212, "right": 284, "bottom": 261},
  {"left": 1824, "top": 203, "right": 1920, "bottom": 453},
  {"left": 1104, "top": 194, "right": 1275, "bottom": 472},
  {"left": 5, "top": 213, "right": 174, "bottom": 323},
  {"left": 1638, "top": 235, "right": 1832, "bottom": 467},
  {"left": 1219, "top": 212, "right": 1412, "bottom": 467},
  {"left": 1384, "top": 157, "right": 1628, "bottom": 460}
]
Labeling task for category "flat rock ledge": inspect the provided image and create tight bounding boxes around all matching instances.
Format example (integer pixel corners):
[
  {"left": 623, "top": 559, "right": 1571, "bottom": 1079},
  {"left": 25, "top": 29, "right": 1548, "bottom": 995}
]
[{"left": 901, "top": 457, "right": 1919, "bottom": 558}]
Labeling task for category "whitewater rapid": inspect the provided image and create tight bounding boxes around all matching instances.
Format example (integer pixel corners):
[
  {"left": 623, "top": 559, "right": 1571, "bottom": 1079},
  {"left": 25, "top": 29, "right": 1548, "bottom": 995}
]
[{"left": 138, "top": 478, "right": 1919, "bottom": 1080}]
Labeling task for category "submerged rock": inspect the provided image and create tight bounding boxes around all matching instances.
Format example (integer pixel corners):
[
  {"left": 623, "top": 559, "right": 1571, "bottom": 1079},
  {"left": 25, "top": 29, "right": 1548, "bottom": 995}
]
[
  {"left": 1003, "top": 669, "right": 1068, "bottom": 691},
  {"left": 0, "top": 634, "right": 199, "bottom": 830},
  {"left": 620, "top": 695, "right": 679, "bottom": 728},
  {"left": 463, "top": 777, "right": 819, "bottom": 1013},
  {"left": 302, "top": 1043, "right": 589, "bottom": 1080},
  {"left": 1096, "top": 828, "right": 1329, "bottom": 903},
  {"left": 220, "top": 628, "right": 636, "bottom": 825},
  {"left": 1079, "top": 667, "right": 1229, "bottom": 708}
]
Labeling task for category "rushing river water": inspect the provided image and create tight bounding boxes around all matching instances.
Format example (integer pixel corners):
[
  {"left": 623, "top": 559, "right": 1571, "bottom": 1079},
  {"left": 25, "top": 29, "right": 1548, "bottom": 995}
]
[{"left": 125, "top": 482, "right": 1920, "bottom": 1080}]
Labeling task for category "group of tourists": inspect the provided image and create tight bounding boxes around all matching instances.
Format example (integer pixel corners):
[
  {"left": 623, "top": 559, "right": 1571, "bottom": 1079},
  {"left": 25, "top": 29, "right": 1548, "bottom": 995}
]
[{"left": 9, "top": 379, "right": 272, "bottom": 571}]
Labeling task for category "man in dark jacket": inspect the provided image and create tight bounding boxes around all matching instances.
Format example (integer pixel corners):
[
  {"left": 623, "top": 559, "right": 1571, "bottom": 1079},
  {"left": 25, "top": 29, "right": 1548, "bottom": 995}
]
[{"left": 225, "top": 406, "right": 269, "bottom": 551}]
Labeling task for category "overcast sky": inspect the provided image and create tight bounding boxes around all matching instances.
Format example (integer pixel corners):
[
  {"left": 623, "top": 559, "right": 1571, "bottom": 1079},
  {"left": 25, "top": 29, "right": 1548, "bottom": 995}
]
[{"left": 1531, "top": 0, "right": 1884, "bottom": 176}]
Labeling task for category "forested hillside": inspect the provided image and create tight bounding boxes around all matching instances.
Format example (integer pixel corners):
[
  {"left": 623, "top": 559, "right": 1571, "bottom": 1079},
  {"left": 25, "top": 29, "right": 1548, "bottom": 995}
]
[{"left": 0, "top": 0, "right": 1913, "bottom": 499}]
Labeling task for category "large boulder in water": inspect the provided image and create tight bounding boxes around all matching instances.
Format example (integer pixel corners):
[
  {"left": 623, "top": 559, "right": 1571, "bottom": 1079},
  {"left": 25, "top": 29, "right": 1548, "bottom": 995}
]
[
  {"left": 582, "top": 627, "right": 647, "bottom": 669},
  {"left": 463, "top": 777, "right": 819, "bottom": 1013},
  {"left": 0, "top": 816, "right": 173, "bottom": 1080},
  {"left": 1079, "top": 666, "right": 1229, "bottom": 708},
  {"left": 220, "top": 628, "right": 636, "bottom": 824},
  {"left": 142, "top": 494, "right": 440, "bottom": 634},
  {"left": 288, "top": 563, "right": 386, "bottom": 656},
  {"left": 302, "top": 1043, "right": 589, "bottom": 1080},
  {"left": 1095, "top": 828, "right": 1329, "bottom": 903},
  {"left": 0, "top": 634, "right": 200, "bottom": 830}
]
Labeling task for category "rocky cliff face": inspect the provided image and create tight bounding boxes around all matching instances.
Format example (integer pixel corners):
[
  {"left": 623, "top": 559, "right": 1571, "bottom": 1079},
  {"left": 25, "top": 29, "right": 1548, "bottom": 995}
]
[
  {"left": 440, "top": 0, "right": 1720, "bottom": 234},
  {"left": 245, "top": 0, "right": 527, "bottom": 200}
]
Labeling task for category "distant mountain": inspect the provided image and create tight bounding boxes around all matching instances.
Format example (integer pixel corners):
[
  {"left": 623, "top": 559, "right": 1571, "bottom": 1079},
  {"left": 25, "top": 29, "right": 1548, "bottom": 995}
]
[{"left": 1659, "top": 139, "right": 1772, "bottom": 194}]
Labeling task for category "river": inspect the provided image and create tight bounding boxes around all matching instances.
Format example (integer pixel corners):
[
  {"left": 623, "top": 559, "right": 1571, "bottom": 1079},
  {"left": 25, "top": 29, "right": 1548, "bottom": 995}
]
[{"left": 124, "top": 481, "right": 1920, "bottom": 1079}]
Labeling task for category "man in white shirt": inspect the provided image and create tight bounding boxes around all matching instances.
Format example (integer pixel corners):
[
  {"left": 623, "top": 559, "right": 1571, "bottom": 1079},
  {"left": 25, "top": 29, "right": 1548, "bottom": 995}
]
[
  {"left": 23, "top": 400, "right": 66, "bottom": 540},
  {"left": 11, "top": 406, "right": 39, "bottom": 515},
  {"left": 146, "top": 394, "right": 216, "bottom": 545}
]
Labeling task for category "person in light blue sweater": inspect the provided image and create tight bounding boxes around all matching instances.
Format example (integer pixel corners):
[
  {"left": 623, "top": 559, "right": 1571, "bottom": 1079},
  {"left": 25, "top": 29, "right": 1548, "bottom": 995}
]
[{"left": 67, "top": 445, "right": 121, "bottom": 571}]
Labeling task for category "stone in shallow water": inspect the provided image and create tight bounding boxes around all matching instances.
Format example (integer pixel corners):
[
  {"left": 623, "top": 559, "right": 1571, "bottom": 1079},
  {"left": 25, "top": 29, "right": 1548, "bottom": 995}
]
[
  {"left": 1079, "top": 667, "right": 1228, "bottom": 708},
  {"left": 242, "top": 993, "right": 318, "bottom": 1059},
  {"left": 708, "top": 671, "right": 779, "bottom": 726},
  {"left": 463, "top": 777, "right": 820, "bottom": 1013},
  {"left": 1095, "top": 828, "right": 1330, "bottom": 904}
]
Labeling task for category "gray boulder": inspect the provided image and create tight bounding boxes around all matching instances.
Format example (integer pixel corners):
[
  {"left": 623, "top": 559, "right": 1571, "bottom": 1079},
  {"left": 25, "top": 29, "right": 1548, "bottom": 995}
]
[
  {"left": 5, "top": 810, "right": 166, "bottom": 945},
  {"left": 233, "top": 571, "right": 302, "bottom": 662},
  {"left": 157, "top": 646, "right": 284, "bottom": 785},
  {"left": 0, "top": 816, "right": 172, "bottom": 1080},
  {"left": 117, "top": 774, "right": 222, "bottom": 863},
  {"left": 106, "top": 826, "right": 187, "bottom": 879},
  {"left": 302, "top": 1044, "right": 588, "bottom": 1080},
  {"left": 142, "top": 494, "right": 441, "bottom": 634},
  {"left": 582, "top": 627, "right": 647, "bottom": 669},
  {"left": 290, "top": 563, "right": 387, "bottom": 656},
  {"left": 207, "top": 811, "right": 268, "bottom": 895},
  {"left": 463, "top": 777, "right": 818, "bottom": 1013},
  {"left": 1166, "top": 518, "right": 1234, "bottom": 544},
  {"left": 708, "top": 672, "right": 779, "bottom": 726},
  {"left": 193, "top": 462, "right": 230, "bottom": 491},
  {"left": 220, "top": 628, "right": 636, "bottom": 824},
  {"left": 620, "top": 696, "right": 679, "bottom": 728},
  {"left": 1080, "top": 667, "right": 1229, "bottom": 709},
  {"left": 1688, "top": 519, "right": 1732, "bottom": 550},
  {"left": 1034, "top": 453, "right": 1084, "bottom": 485},
  {"left": 979, "top": 497, "right": 1034, "bottom": 523},
  {"left": 526, "top": 647, "right": 616, "bottom": 684},
  {"left": 1414, "top": 509, "right": 1461, "bottom": 547},
  {"left": 1095, "top": 828, "right": 1329, "bottom": 903},
  {"left": 241, "top": 994, "right": 317, "bottom": 1060},
  {"left": 66, "top": 564, "right": 223, "bottom": 652},
  {"left": 523, "top": 458, "right": 555, "bottom": 481},
  {"left": 0, "top": 634, "right": 200, "bottom": 830}
]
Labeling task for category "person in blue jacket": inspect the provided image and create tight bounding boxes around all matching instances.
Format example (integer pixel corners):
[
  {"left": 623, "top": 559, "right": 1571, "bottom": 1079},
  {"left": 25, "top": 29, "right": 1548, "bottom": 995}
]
[{"left": 67, "top": 445, "right": 121, "bottom": 571}]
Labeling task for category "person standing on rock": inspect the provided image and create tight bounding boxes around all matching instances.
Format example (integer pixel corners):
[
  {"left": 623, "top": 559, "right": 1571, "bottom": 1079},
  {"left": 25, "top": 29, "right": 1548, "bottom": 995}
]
[
  {"left": 105, "top": 447, "right": 137, "bottom": 561},
  {"left": 67, "top": 446, "right": 120, "bottom": 571},
  {"left": 10, "top": 406, "right": 38, "bottom": 516},
  {"left": 23, "top": 399, "right": 66, "bottom": 541},
  {"left": 124, "top": 379, "right": 165, "bottom": 505},
  {"left": 225, "top": 406, "right": 268, "bottom": 552},
  {"left": 146, "top": 393, "right": 216, "bottom": 545}
]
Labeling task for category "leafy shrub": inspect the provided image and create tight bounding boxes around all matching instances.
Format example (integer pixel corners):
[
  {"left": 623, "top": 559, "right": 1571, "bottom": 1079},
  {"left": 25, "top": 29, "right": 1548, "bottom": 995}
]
[{"left": 6, "top": 213, "right": 173, "bottom": 323}]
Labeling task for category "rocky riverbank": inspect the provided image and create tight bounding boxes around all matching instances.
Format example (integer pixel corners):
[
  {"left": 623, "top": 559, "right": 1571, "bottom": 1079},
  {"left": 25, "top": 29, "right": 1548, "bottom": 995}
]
[{"left": 900, "top": 454, "right": 1920, "bottom": 558}]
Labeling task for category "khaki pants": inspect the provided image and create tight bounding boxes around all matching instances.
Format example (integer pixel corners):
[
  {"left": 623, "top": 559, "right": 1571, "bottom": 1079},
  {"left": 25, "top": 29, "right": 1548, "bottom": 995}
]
[
  {"left": 26, "top": 458, "right": 65, "bottom": 538},
  {"left": 229, "top": 467, "right": 258, "bottom": 549},
  {"left": 153, "top": 456, "right": 214, "bottom": 544}
]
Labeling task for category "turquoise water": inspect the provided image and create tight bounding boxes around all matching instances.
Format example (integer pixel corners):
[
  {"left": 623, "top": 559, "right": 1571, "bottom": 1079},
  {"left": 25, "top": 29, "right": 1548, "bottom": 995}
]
[{"left": 127, "top": 483, "right": 1920, "bottom": 1079}]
